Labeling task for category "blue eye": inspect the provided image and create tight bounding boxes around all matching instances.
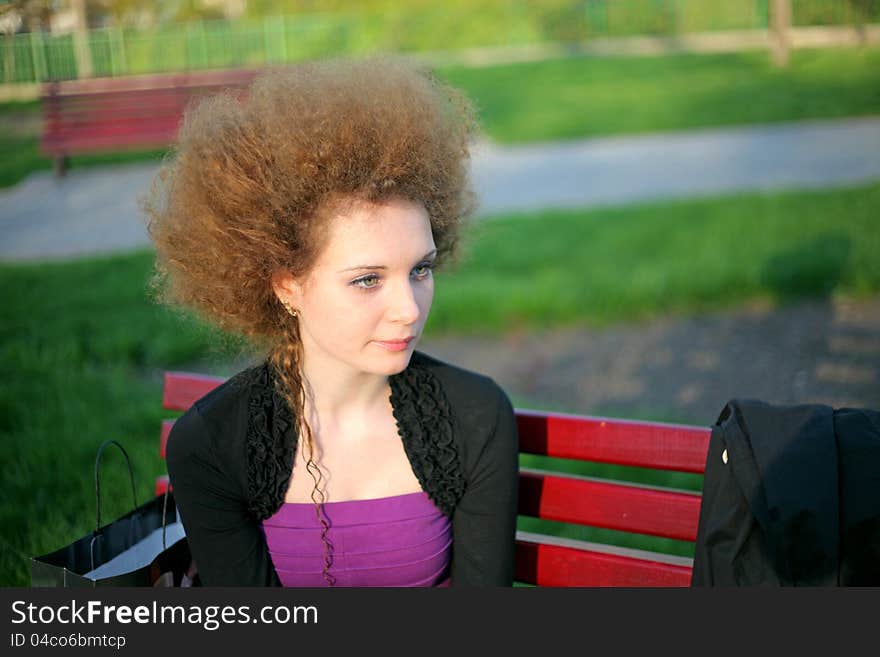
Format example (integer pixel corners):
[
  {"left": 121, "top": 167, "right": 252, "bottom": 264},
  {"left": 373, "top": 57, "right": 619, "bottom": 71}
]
[{"left": 412, "top": 263, "right": 434, "bottom": 279}]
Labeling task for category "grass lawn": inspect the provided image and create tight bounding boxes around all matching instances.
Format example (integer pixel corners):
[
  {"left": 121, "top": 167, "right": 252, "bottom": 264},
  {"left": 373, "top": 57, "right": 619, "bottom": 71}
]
[
  {"left": 440, "top": 47, "right": 880, "bottom": 143},
  {"left": 1, "top": 182, "right": 877, "bottom": 584},
  {"left": 431, "top": 182, "right": 880, "bottom": 333},
  {"left": 2, "top": 47, "right": 878, "bottom": 188}
]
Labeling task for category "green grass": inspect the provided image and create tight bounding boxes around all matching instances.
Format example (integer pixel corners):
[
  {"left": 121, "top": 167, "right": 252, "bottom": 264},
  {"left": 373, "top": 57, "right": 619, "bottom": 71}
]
[
  {"left": 428, "top": 183, "right": 880, "bottom": 333},
  {"left": 3, "top": 47, "right": 879, "bottom": 188},
  {"left": 2, "top": 182, "right": 879, "bottom": 584},
  {"left": 438, "top": 48, "right": 880, "bottom": 143},
  {"left": 0, "top": 134, "right": 48, "bottom": 189},
  {"left": 0, "top": 100, "right": 40, "bottom": 115},
  {"left": 0, "top": 253, "right": 247, "bottom": 586}
]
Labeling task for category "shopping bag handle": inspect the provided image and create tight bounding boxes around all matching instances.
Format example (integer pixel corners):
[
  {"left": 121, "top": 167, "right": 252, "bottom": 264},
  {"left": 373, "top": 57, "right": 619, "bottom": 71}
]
[
  {"left": 88, "top": 440, "right": 176, "bottom": 572},
  {"left": 93, "top": 438, "right": 138, "bottom": 533}
]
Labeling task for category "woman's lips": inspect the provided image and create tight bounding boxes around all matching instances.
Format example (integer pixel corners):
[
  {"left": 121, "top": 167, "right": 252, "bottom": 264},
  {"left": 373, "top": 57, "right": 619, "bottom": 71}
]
[{"left": 374, "top": 337, "right": 415, "bottom": 352}]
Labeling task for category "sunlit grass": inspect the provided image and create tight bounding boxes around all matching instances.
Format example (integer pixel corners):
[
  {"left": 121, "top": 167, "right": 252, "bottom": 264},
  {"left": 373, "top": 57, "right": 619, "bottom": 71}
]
[
  {"left": 439, "top": 47, "right": 880, "bottom": 143},
  {"left": 430, "top": 182, "right": 880, "bottom": 332}
]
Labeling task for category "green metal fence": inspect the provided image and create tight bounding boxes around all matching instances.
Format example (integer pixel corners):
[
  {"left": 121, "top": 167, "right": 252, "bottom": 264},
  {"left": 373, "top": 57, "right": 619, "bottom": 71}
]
[{"left": 2, "top": 0, "right": 877, "bottom": 84}]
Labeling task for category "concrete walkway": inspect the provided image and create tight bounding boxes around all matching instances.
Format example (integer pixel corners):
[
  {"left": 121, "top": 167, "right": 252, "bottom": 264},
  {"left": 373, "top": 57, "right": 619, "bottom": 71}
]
[{"left": 2, "top": 116, "right": 879, "bottom": 262}]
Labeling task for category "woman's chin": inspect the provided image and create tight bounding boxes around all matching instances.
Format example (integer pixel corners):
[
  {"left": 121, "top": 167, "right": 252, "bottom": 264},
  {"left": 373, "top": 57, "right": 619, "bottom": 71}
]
[{"left": 370, "top": 346, "right": 415, "bottom": 375}]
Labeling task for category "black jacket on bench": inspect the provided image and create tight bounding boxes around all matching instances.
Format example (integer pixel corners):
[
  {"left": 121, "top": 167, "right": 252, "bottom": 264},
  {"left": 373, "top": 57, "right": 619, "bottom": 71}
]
[
  {"left": 692, "top": 398, "right": 880, "bottom": 586},
  {"left": 165, "top": 350, "right": 519, "bottom": 587}
]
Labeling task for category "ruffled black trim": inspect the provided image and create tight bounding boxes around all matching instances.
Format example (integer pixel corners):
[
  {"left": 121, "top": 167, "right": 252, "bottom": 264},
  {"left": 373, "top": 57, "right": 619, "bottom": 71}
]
[
  {"left": 245, "top": 364, "right": 297, "bottom": 521},
  {"left": 389, "top": 356, "right": 465, "bottom": 518},
  {"left": 243, "top": 355, "right": 464, "bottom": 520}
]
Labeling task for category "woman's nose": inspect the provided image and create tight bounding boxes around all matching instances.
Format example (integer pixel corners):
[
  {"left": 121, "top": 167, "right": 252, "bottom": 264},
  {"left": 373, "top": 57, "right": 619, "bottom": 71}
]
[{"left": 388, "top": 280, "right": 420, "bottom": 324}]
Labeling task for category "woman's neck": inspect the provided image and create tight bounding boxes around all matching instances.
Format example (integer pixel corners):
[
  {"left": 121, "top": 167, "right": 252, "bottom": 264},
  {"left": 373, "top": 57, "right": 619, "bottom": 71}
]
[{"left": 298, "top": 348, "right": 392, "bottom": 428}]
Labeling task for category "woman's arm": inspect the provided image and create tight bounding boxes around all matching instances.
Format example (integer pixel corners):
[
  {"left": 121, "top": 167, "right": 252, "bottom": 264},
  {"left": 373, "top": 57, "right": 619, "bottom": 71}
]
[
  {"left": 166, "top": 406, "right": 281, "bottom": 586},
  {"left": 451, "top": 384, "right": 519, "bottom": 586}
]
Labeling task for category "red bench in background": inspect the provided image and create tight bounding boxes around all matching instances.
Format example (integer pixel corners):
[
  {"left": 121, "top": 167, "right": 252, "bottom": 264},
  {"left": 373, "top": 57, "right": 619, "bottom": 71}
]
[
  {"left": 40, "top": 68, "right": 259, "bottom": 176},
  {"left": 156, "top": 371, "right": 711, "bottom": 587}
]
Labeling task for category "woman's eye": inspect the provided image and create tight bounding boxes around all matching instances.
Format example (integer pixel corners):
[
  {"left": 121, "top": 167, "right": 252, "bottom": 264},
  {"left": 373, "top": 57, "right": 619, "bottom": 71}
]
[
  {"left": 352, "top": 274, "right": 380, "bottom": 289},
  {"left": 412, "top": 263, "right": 433, "bottom": 279},
  {"left": 351, "top": 264, "right": 432, "bottom": 290}
]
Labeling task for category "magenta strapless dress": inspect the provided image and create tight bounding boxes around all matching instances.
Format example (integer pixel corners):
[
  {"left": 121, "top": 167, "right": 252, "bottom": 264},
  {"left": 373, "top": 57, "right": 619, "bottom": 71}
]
[{"left": 261, "top": 491, "right": 451, "bottom": 587}]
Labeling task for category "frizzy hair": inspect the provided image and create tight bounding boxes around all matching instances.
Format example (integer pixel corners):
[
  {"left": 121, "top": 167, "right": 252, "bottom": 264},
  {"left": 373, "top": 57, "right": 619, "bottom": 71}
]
[{"left": 144, "top": 56, "right": 478, "bottom": 585}]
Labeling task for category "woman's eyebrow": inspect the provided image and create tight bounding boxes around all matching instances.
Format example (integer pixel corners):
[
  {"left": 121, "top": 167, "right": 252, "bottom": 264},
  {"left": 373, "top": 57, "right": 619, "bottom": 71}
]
[{"left": 338, "top": 249, "right": 437, "bottom": 272}]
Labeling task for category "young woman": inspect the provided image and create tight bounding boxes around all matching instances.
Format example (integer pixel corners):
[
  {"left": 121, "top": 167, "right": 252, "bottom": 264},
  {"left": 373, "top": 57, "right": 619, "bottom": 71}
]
[{"left": 146, "top": 57, "right": 519, "bottom": 587}]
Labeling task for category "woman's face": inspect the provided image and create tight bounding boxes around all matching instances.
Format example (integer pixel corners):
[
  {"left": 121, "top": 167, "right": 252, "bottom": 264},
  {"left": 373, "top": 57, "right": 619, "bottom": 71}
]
[{"left": 274, "top": 197, "right": 437, "bottom": 377}]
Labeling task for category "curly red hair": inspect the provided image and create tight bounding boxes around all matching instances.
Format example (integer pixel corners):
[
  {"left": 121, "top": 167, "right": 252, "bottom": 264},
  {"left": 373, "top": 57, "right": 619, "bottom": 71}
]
[{"left": 145, "top": 55, "right": 477, "bottom": 340}]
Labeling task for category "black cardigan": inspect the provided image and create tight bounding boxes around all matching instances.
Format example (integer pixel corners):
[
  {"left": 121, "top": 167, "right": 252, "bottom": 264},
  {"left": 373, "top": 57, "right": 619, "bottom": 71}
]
[{"left": 165, "top": 350, "right": 520, "bottom": 586}]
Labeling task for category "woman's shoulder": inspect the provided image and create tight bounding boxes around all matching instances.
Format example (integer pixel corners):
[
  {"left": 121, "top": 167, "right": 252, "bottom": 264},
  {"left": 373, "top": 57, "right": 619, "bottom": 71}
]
[
  {"left": 409, "top": 350, "right": 509, "bottom": 403},
  {"left": 405, "top": 350, "right": 514, "bottom": 430},
  {"left": 410, "top": 351, "right": 504, "bottom": 397},
  {"left": 192, "top": 362, "right": 271, "bottom": 415},
  {"left": 166, "top": 362, "right": 272, "bottom": 467}
]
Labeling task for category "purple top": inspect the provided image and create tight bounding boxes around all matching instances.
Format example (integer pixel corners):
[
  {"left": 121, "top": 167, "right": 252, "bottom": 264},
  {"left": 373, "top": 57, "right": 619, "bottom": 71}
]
[{"left": 261, "top": 491, "right": 452, "bottom": 587}]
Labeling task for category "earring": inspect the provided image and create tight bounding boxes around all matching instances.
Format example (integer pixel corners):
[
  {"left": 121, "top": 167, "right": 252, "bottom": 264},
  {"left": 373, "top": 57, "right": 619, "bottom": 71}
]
[{"left": 281, "top": 301, "right": 298, "bottom": 318}]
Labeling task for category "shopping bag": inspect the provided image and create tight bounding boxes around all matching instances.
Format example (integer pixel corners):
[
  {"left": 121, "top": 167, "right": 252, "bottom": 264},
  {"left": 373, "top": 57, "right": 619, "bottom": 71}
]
[{"left": 30, "top": 439, "right": 193, "bottom": 587}]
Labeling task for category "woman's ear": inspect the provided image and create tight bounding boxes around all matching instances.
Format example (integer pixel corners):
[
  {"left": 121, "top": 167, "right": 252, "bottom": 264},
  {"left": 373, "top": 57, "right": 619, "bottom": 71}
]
[{"left": 271, "top": 270, "right": 303, "bottom": 310}]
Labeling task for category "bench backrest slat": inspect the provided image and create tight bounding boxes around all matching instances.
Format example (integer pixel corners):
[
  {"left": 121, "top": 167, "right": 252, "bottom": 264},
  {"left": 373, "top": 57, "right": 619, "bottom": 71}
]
[
  {"left": 42, "top": 126, "right": 183, "bottom": 154},
  {"left": 517, "top": 409, "right": 710, "bottom": 473},
  {"left": 46, "top": 88, "right": 196, "bottom": 111},
  {"left": 43, "top": 88, "right": 244, "bottom": 124},
  {"left": 519, "top": 469, "right": 701, "bottom": 541},
  {"left": 44, "top": 103, "right": 190, "bottom": 129},
  {"left": 43, "top": 69, "right": 258, "bottom": 96},
  {"left": 515, "top": 534, "right": 693, "bottom": 587},
  {"left": 163, "top": 372, "right": 227, "bottom": 411}
]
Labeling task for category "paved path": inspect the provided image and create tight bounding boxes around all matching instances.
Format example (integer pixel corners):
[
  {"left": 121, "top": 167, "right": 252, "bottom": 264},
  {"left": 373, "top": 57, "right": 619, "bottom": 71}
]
[
  {"left": 473, "top": 116, "right": 880, "bottom": 214},
  {"left": 2, "top": 116, "right": 879, "bottom": 261}
]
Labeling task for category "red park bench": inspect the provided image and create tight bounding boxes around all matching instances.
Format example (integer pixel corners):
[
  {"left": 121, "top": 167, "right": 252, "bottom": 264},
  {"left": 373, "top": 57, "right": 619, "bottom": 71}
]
[
  {"left": 40, "top": 68, "right": 259, "bottom": 176},
  {"left": 156, "top": 371, "right": 711, "bottom": 587}
]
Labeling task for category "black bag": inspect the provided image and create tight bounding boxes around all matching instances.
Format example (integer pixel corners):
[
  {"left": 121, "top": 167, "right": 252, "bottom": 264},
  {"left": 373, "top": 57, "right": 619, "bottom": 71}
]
[
  {"left": 692, "top": 400, "right": 880, "bottom": 586},
  {"left": 31, "top": 439, "right": 194, "bottom": 587}
]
